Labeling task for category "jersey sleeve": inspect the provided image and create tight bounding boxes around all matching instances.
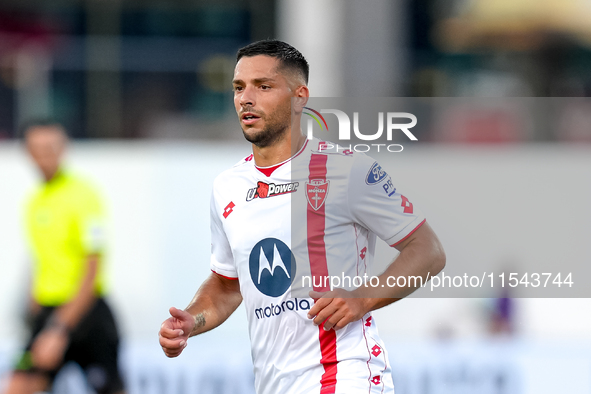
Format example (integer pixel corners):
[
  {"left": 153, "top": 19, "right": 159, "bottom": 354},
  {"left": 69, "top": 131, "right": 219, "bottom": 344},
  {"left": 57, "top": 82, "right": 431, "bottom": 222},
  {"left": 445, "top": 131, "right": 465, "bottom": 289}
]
[
  {"left": 77, "top": 183, "right": 107, "bottom": 255},
  {"left": 347, "top": 155, "right": 426, "bottom": 246},
  {"left": 209, "top": 187, "right": 237, "bottom": 279}
]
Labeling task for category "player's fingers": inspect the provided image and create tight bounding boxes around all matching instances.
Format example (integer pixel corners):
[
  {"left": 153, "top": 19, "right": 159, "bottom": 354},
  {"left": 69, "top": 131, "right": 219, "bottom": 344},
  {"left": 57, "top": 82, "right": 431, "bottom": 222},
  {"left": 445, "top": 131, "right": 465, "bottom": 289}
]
[
  {"left": 160, "top": 318, "right": 177, "bottom": 331},
  {"left": 163, "top": 341, "right": 188, "bottom": 355},
  {"left": 169, "top": 306, "right": 194, "bottom": 323},
  {"left": 331, "top": 314, "right": 353, "bottom": 331},
  {"left": 307, "top": 296, "right": 333, "bottom": 319},
  {"left": 311, "top": 302, "right": 339, "bottom": 326},
  {"left": 169, "top": 306, "right": 188, "bottom": 319},
  {"left": 321, "top": 308, "right": 347, "bottom": 331},
  {"left": 162, "top": 341, "right": 188, "bottom": 358},
  {"left": 159, "top": 334, "right": 186, "bottom": 350},
  {"left": 159, "top": 337, "right": 183, "bottom": 351},
  {"left": 159, "top": 326, "right": 184, "bottom": 339},
  {"left": 309, "top": 290, "right": 328, "bottom": 300},
  {"left": 163, "top": 348, "right": 182, "bottom": 358}
]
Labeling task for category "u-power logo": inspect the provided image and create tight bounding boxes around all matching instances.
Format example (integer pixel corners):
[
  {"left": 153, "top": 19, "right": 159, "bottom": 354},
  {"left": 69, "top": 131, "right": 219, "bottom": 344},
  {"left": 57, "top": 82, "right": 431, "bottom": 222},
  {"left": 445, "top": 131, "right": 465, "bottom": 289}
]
[{"left": 303, "top": 107, "right": 417, "bottom": 153}]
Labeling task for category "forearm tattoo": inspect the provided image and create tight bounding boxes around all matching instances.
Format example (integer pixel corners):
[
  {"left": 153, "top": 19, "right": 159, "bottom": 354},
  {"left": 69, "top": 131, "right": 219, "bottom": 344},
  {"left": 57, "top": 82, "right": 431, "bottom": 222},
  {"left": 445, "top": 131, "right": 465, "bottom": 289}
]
[{"left": 194, "top": 313, "right": 206, "bottom": 329}]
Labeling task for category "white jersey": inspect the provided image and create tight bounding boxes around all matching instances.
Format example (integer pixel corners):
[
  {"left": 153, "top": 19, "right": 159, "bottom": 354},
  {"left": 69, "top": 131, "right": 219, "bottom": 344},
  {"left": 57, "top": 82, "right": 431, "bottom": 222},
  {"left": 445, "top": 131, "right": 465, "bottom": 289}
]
[{"left": 210, "top": 138, "right": 425, "bottom": 394}]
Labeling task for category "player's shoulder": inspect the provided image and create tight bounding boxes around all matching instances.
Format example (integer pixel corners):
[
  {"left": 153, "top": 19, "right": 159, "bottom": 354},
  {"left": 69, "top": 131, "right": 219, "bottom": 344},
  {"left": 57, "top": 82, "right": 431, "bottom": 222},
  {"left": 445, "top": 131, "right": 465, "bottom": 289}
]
[
  {"left": 309, "top": 139, "right": 356, "bottom": 158},
  {"left": 309, "top": 139, "right": 374, "bottom": 163},
  {"left": 63, "top": 173, "right": 105, "bottom": 213},
  {"left": 308, "top": 139, "right": 379, "bottom": 176},
  {"left": 61, "top": 172, "right": 101, "bottom": 197},
  {"left": 31, "top": 171, "right": 99, "bottom": 198},
  {"left": 212, "top": 153, "right": 254, "bottom": 188},
  {"left": 233, "top": 153, "right": 255, "bottom": 168}
]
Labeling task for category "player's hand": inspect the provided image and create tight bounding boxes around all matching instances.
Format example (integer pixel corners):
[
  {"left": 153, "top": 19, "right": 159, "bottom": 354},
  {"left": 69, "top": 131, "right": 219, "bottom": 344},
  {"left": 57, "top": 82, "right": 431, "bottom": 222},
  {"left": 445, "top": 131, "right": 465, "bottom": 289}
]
[
  {"left": 307, "top": 289, "right": 370, "bottom": 331},
  {"left": 31, "top": 327, "right": 69, "bottom": 370},
  {"left": 159, "top": 307, "right": 195, "bottom": 358}
]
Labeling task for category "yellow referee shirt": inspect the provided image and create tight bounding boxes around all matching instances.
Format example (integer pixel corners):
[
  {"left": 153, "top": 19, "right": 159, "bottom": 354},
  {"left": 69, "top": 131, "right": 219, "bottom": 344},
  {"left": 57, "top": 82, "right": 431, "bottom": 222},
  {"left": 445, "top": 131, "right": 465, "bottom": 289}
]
[{"left": 25, "top": 170, "right": 107, "bottom": 307}]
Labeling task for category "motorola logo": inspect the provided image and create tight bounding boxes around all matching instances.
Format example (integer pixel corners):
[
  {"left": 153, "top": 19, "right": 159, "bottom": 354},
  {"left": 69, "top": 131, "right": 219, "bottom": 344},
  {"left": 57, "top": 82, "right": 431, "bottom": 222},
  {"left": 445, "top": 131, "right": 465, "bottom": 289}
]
[{"left": 248, "top": 238, "right": 296, "bottom": 297}]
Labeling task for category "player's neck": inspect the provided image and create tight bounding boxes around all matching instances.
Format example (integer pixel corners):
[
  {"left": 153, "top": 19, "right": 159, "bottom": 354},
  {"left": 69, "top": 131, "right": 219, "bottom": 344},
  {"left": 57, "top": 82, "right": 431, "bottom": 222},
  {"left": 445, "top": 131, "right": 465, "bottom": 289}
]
[
  {"left": 41, "top": 167, "right": 62, "bottom": 183},
  {"left": 252, "top": 131, "right": 306, "bottom": 168}
]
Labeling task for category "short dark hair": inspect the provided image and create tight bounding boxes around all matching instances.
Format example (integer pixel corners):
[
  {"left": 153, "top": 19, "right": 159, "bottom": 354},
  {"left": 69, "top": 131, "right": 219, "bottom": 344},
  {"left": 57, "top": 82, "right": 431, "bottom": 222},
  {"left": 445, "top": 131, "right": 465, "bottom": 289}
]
[
  {"left": 19, "top": 118, "right": 68, "bottom": 139},
  {"left": 236, "top": 39, "right": 309, "bottom": 84}
]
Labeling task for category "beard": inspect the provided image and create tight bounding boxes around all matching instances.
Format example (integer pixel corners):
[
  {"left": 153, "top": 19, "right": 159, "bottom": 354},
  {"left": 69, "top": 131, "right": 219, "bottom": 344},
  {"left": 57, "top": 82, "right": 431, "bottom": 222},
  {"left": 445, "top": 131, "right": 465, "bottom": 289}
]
[{"left": 241, "top": 104, "right": 291, "bottom": 148}]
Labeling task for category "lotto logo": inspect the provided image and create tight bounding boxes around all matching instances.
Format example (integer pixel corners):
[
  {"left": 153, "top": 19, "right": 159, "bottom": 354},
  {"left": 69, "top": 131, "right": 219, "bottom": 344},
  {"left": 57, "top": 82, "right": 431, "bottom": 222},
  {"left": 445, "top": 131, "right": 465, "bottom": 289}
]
[
  {"left": 371, "top": 344, "right": 382, "bottom": 357},
  {"left": 223, "top": 202, "right": 235, "bottom": 218},
  {"left": 401, "top": 195, "right": 414, "bottom": 214}
]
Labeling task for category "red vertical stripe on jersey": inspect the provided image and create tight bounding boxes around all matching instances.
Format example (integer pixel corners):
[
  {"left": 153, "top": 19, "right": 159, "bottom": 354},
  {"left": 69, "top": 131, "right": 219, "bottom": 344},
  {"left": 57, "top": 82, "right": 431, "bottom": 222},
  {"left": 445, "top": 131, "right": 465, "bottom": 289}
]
[
  {"left": 307, "top": 153, "right": 337, "bottom": 393},
  {"left": 307, "top": 153, "right": 330, "bottom": 291},
  {"left": 319, "top": 326, "right": 338, "bottom": 394}
]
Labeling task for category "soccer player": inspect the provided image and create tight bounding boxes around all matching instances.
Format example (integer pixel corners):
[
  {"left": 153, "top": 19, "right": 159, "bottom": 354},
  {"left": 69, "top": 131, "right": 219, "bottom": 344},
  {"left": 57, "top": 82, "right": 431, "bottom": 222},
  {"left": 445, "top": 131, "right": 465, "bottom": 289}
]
[
  {"left": 5, "top": 121, "right": 125, "bottom": 394},
  {"left": 159, "top": 40, "right": 445, "bottom": 394}
]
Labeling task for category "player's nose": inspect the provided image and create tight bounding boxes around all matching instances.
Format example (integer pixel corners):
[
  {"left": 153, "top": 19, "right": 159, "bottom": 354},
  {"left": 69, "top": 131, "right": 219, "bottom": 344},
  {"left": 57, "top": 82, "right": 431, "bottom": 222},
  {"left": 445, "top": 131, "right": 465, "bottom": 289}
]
[{"left": 239, "top": 85, "right": 256, "bottom": 107}]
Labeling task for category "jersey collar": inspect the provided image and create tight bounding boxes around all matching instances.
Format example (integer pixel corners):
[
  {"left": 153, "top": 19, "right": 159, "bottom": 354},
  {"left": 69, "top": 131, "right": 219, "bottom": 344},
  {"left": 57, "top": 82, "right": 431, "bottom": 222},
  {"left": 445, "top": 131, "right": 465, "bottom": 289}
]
[{"left": 254, "top": 139, "right": 309, "bottom": 177}]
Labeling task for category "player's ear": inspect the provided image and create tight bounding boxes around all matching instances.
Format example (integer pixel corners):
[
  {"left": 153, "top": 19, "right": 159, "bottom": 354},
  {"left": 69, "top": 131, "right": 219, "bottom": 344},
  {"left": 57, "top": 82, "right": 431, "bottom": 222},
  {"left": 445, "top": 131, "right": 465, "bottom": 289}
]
[
  {"left": 293, "top": 85, "right": 309, "bottom": 113},
  {"left": 295, "top": 84, "right": 309, "bottom": 98}
]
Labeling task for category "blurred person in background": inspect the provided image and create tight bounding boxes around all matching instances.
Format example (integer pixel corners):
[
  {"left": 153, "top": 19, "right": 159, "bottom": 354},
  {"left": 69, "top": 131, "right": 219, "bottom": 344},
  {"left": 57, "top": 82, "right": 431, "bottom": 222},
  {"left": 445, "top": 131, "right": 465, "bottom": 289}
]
[
  {"left": 4, "top": 121, "right": 125, "bottom": 394},
  {"left": 159, "top": 40, "right": 445, "bottom": 394}
]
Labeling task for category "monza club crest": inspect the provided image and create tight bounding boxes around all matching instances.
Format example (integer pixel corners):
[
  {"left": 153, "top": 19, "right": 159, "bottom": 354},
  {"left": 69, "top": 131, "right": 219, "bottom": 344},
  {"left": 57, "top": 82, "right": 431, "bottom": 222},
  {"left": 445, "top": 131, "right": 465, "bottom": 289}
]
[{"left": 305, "top": 179, "right": 330, "bottom": 211}]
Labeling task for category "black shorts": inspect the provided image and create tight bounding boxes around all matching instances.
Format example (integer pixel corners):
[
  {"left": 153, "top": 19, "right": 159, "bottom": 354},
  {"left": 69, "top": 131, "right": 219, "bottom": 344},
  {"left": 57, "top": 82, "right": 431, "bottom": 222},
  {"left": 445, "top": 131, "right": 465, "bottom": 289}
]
[{"left": 15, "top": 298, "right": 125, "bottom": 394}]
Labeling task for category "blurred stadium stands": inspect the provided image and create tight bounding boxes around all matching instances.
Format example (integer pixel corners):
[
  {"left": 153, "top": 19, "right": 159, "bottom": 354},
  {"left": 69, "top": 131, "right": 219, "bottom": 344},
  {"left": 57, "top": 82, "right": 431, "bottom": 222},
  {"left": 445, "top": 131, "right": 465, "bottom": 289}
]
[{"left": 1, "top": 0, "right": 590, "bottom": 140}]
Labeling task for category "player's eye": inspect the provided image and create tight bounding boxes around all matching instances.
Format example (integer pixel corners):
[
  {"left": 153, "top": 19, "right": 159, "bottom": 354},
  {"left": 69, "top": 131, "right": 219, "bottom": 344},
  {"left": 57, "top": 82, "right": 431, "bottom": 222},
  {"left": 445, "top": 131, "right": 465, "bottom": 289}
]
[
  {"left": 233, "top": 85, "right": 244, "bottom": 92},
  {"left": 260, "top": 85, "right": 271, "bottom": 90}
]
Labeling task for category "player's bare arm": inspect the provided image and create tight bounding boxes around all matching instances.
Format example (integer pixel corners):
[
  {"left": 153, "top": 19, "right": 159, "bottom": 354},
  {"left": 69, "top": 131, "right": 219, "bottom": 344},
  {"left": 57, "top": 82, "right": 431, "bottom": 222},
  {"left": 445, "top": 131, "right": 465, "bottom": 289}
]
[
  {"left": 308, "top": 221, "right": 445, "bottom": 330},
  {"left": 159, "top": 272, "right": 242, "bottom": 358},
  {"left": 31, "top": 254, "right": 100, "bottom": 370}
]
